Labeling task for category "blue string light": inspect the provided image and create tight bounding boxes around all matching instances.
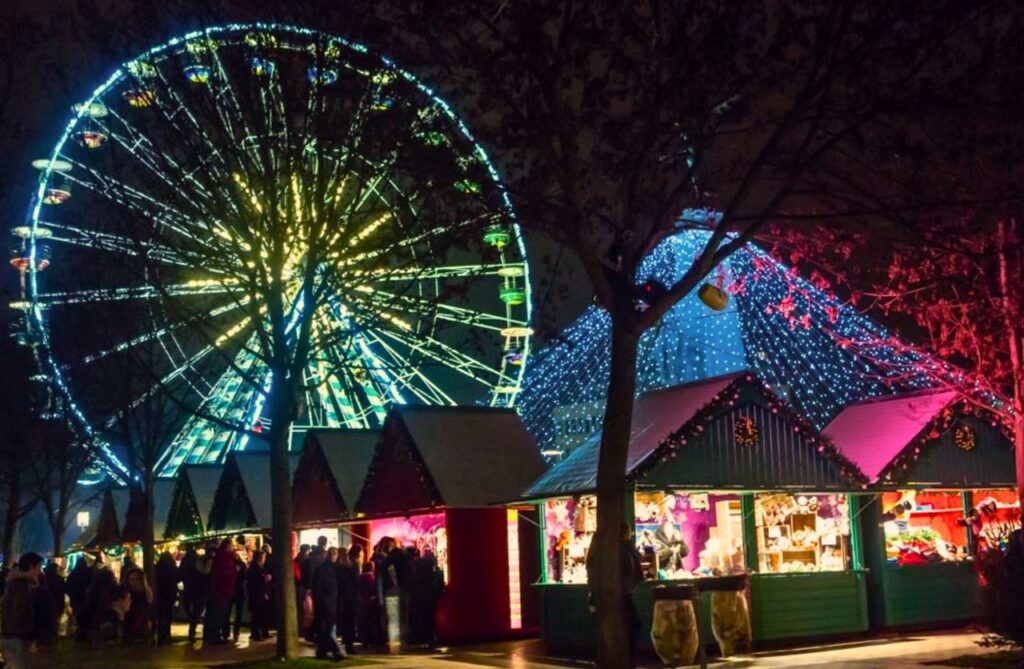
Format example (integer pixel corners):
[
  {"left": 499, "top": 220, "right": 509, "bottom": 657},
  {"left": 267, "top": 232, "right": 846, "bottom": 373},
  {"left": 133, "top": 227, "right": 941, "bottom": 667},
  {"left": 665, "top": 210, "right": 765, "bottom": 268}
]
[{"left": 517, "top": 231, "right": 933, "bottom": 456}]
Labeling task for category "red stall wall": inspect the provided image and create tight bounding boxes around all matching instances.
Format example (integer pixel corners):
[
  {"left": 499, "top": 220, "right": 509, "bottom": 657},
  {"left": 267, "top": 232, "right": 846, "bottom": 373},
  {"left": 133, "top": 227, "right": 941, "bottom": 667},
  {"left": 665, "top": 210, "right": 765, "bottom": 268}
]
[{"left": 437, "top": 507, "right": 511, "bottom": 642}]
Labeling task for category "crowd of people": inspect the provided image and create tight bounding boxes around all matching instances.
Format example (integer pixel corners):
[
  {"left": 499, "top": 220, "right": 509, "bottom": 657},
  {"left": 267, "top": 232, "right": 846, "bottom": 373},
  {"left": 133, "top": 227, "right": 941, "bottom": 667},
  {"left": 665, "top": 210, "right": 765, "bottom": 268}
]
[
  {"left": 295, "top": 534, "right": 444, "bottom": 659},
  {"left": 0, "top": 533, "right": 445, "bottom": 667}
]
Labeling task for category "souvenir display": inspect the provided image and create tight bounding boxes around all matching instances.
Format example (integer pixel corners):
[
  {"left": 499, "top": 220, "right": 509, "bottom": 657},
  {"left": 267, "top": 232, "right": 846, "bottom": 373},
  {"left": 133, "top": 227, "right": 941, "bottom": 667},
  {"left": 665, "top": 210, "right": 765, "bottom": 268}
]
[
  {"left": 755, "top": 493, "right": 851, "bottom": 573},
  {"left": 545, "top": 497, "right": 596, "bottom": 583},
  {"left": 882, "top": 489, "right": 1021, "bottom": 564},
  {"left": 634, "top": 492, "right": 745, "bottom": 579}
]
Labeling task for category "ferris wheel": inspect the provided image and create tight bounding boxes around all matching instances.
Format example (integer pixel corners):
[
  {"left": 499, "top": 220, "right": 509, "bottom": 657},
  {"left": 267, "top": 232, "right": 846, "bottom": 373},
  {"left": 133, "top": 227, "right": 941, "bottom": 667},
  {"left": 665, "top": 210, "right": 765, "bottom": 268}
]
[{"left": 12, "top": 23, "right": 532, "bottom": 480}]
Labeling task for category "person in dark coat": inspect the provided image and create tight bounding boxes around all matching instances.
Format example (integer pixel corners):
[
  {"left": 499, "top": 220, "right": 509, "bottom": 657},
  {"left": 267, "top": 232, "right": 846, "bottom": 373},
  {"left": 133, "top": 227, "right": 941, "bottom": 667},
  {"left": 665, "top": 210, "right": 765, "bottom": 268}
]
[
  {"left": 410, "top": 550, "right": 444, "bottom": 648},
  {"left": 205, "top": 537, "right": 236, "bottom": 645},
  {"left": 93, "top": 585, "right": 132, "bottom": 643},
  {"left": 246, "top": 550, "right": 271, "bottom": 641},
  {"left": 122, "top": 566, "right": 152, "bottom": 642},
  {"left": 154, "top": 552, "right": 179, "bottom": 644},
  {"left": 43, "top": 559, "right": 66, "bottom": 631},
  {"left": 223, "top": 545, "right": 247, "bottom": 642},
  {"left": 1, "top": 552, "right": 49, "bottom": 667},
  {"left": 357, "top": 561, "right": 383, "bottom": 649},
  {"left": 75, "top": 566, "right": 117, "bottom": 642},
  {"left": 294, "top": 544, "right": 310, "bottom": 636},
  {"left": 335, "top": 547, "right": 360, "bottom": 655},
  {"left": 181, "top": 545, "right": 209, "bottom": 643},
  {"left": 313, "top": 547, "right": 344, "bottom": 660},
  {"left": 66, "top": 556, "right": 94, "bottom": 634},
  {"left": 381, "top": 541, "right": 413, "bottom": 645}
]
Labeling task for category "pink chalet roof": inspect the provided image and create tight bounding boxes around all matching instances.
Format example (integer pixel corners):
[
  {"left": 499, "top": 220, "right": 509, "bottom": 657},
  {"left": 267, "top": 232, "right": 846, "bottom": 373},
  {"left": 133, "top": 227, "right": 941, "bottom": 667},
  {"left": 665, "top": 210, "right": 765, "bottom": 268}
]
[
  {"left": 524, "top": 372, "right": 745, "bottom": 497},
  {"left": 823, "top": 389, "right": 959, "bottom": 482},
  {"left": 625, "top": 372, "right": 746, "bottom": 470}
]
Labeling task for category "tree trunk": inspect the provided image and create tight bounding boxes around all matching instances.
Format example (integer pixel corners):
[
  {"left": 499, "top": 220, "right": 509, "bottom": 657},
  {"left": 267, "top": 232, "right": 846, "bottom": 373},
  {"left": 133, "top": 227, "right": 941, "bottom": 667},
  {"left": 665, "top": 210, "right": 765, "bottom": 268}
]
[
  {"left": 268, "top": 390, "right": 299, "bottom": 659},
  {"left": 996, "top": 218, "right": 1024, "bottom": 502},
  {"left": 142, "top": 478, "right": 156, "bottom": 641},
  {"left": 52, "top": 507, "right": 67, "bottom": 557},
  {"left": 2, "top": 468, "right": 22, "bottom": 568},
  {"left": 591, "top": 317, "right": 641, "bottom": 669}
]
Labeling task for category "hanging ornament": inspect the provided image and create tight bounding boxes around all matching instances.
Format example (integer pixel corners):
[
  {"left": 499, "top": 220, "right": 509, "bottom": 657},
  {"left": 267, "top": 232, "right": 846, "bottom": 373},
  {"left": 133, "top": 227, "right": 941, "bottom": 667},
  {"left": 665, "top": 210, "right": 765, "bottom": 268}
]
[
  {"left": 734, "top": 417, "right": 759, "bottom": 447},
  {"left": 954, "top": 424, "right": 977, "bottom": 452}
]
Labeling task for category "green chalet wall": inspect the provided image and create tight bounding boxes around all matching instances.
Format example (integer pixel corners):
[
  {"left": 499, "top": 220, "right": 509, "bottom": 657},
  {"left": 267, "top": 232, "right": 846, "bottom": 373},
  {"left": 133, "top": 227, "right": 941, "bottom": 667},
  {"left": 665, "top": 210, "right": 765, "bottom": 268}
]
[
  {"left": 637, "top": 384, "right": 853, "bottom": 491},
  {"left": 532, "top": 372, "right": 870, "bottom": 653}
]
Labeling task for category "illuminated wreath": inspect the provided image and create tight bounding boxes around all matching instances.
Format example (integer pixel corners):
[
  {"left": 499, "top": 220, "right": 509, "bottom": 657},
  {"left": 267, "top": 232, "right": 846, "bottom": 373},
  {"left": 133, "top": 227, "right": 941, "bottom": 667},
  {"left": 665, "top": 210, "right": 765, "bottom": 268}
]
[
  {"left": 954, "top": 424, "right": 976, "bottom": 452},
  {"left": 734, "top": 417, "right": 759, "bottom": 447}
]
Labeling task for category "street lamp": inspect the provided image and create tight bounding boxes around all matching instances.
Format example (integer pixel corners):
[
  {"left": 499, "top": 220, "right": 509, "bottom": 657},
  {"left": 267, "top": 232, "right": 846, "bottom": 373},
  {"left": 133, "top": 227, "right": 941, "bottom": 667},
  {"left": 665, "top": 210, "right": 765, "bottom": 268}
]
[{"left": 76, "top": 511, "right": 90, "bottom": 529}]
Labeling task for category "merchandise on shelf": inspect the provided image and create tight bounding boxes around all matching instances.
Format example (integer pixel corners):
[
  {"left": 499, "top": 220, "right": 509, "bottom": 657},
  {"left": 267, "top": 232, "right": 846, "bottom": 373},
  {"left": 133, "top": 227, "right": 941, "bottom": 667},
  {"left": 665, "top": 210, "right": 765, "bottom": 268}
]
[
  {"left": 634, "top": 491, "right": 745, "bottom": 579},
  {"left": 882, "top": 489, "right": 1022, "bottom": 565},
  {"left": 882, "top": 490, "right": 966, "bottom": 564},
  {"left": 545, "top": 496, "right": 595, "bottom": 583},
  {"left": 755, "top": 493, "right": 851, "bottom": 573}
]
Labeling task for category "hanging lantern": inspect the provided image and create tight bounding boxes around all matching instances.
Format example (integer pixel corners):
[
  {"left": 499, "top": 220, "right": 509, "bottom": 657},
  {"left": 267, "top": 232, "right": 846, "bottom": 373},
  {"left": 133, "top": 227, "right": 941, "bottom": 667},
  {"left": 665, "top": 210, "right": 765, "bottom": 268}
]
[{"left": 698, "top": 283, "right": 729, "bottom": 311}]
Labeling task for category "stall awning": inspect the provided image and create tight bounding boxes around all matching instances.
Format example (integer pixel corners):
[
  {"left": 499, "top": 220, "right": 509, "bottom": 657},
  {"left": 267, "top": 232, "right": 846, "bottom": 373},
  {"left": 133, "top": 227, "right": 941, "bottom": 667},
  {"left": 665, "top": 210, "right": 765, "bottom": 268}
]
[
  {"left": 164, "top": 464, "right": 224, "bottom": 540},
  {"left": 358, "top": 406, "right": 547, "bottom": 515}
]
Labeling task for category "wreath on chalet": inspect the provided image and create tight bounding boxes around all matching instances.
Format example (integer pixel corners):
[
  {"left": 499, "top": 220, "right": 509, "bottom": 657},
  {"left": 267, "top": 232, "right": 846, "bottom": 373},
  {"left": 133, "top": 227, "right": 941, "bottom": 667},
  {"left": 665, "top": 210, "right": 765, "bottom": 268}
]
[
  {"left": 954, "top": 424, "right": 977, "bottom": 452},
  {"left": 734, "top": 417, "right": 759, "bottom": 447}
]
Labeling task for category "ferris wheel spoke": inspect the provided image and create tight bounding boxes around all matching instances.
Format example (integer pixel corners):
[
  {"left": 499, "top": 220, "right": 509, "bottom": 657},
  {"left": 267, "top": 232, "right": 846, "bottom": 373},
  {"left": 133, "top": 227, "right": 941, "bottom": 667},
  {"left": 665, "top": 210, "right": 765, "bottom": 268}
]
[
  {"left": 97, "top": 108, "right": 220, "bottom": 211},
  {"left": 43, "top": 221, "right": 211, "bottom": 269},
  {"left": 36, "top": 280, "right": 240, "bottom": 306},
  {"left": 351, "top": 287, "right": 520, "bottom": 333},
  {"left": 336, "top": 213, "right": 498, "bottom": 268},
  {"left": 358, "top": 330, "right": 457, "bottom": 405},
  {"left": 60, "top": 158, "right": 203, "bottom": 238},
  {"left": 357, "top": 263, "right": 523, "bottom": 283},
  {"left": 81, "top": 297, "right": 250, "bottom": 366},
  {"left": 372, "top": 324, "right": 510, "bottom": 388}
]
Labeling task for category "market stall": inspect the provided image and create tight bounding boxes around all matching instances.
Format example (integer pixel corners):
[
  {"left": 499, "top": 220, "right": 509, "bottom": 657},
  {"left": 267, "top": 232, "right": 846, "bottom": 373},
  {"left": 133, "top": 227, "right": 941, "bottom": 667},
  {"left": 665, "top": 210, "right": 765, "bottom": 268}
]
[
  {"left": 291, "top": 428, "right": 379, "bottom": 550},
  {"left": 84, "top": 486, "right": 133, "bottom": 577},
  {"left": 164, "top": 464, "right": 225, "bottom": 542},
  {"left": 121, "top": 478, "right": 176, "bottom": 551},
  {"left": 207, "top": 452, "right": 300, "bottom": 538},
  {"left": 353, "top": 405, "right": 546, "bottom": 642},
  {"left": 824, "top": 390, "right": 1019, "bottom": 629},
  {"left": 523, "top": 372, "right": 870, "bottom": 655}
]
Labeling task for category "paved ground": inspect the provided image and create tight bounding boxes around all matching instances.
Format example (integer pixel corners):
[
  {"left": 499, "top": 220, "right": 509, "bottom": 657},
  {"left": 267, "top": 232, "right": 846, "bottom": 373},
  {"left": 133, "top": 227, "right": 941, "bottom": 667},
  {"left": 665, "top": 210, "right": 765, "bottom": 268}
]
[{"left": 37, "top": 626, "right": 1007, "bottom": 668}]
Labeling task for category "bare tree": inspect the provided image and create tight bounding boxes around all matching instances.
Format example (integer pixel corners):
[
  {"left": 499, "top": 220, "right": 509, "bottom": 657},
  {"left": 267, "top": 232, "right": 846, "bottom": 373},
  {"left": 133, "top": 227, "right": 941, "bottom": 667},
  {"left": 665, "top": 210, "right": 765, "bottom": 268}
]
[{"left": 27, "top": 419, "right": 96, "bottom": 556}]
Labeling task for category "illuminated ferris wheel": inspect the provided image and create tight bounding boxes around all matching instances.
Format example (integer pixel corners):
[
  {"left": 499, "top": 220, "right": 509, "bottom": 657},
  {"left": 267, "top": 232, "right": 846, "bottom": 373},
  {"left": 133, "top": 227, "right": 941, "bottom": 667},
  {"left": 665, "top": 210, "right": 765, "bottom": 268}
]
[{"left": 11, "top": 24, "right": 532, "bottom": 480}]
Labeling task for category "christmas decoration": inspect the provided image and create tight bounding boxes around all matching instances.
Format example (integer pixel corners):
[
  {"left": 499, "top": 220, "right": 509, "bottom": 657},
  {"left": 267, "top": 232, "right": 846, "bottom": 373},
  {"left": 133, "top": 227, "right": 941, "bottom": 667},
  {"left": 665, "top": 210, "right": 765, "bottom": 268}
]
[
  {"left": 629, "top": 374, "right": 868, "bottom": 486},
  {"left": 518, "top": 230, "right": 934, "bottom": 457},
  {"left": 734, "top": 417, "right": 759, "bottom": 447},
  {"left": 954, "top": 424, "right": 977, "bottom": 452}
]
